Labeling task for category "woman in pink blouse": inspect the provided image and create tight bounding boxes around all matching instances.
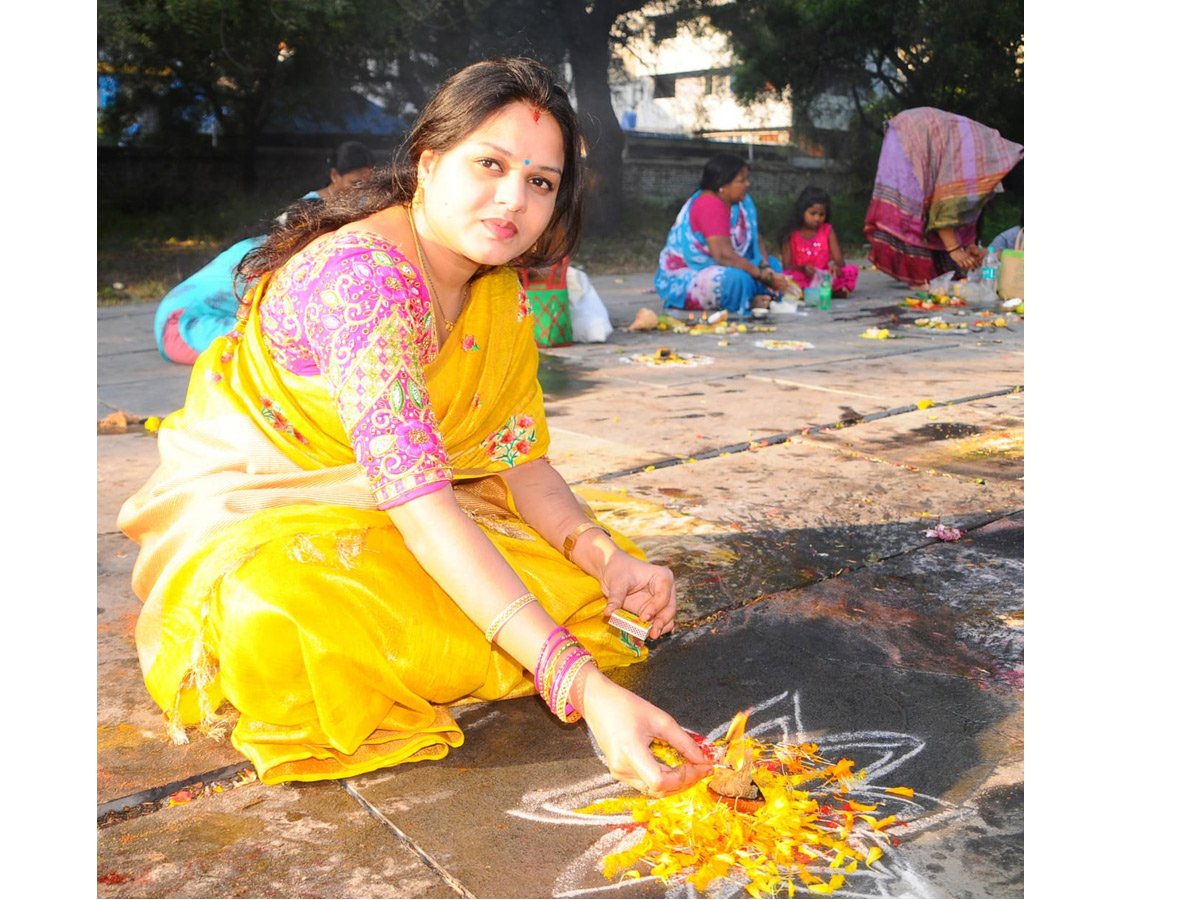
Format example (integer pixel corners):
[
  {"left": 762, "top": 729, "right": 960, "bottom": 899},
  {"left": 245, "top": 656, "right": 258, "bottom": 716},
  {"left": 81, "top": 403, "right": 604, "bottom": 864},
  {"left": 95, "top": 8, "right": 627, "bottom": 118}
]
[{"left": 119, "top": 58, "right": 712, "bottom": 793}]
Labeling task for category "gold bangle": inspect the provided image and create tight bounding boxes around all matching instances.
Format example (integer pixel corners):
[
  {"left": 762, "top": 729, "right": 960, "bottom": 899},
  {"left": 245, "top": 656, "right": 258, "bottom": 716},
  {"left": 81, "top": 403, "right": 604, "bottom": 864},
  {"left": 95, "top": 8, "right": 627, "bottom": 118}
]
[
  {"left": 562, "top": 521, "right": 611, "bottom": 562},
  {"left": 484, "top": 592, "right": 537, "bottom": 643},
  {"left": 562, "top": 655, "right": 595, "bottom": 720},
  {"left": 555, "top": 655, "right": 593, "bottom": 722}
]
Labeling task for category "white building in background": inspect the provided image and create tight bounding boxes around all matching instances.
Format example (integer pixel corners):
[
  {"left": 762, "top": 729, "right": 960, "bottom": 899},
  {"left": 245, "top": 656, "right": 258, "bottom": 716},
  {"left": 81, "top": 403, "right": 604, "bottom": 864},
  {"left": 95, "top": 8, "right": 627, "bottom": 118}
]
[
  {"left": 610, "top": 5, "right": 792, "bottom": 145},
  {"left": 609, "top": 3, "right": 857, "bottom": 150}
]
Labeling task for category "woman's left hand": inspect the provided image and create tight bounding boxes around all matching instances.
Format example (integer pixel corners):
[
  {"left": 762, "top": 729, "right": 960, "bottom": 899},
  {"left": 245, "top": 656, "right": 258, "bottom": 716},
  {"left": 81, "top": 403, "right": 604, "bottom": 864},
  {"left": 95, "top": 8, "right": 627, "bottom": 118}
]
[{"left": 599, "top": 552, "right": 677, "bottom": 639}]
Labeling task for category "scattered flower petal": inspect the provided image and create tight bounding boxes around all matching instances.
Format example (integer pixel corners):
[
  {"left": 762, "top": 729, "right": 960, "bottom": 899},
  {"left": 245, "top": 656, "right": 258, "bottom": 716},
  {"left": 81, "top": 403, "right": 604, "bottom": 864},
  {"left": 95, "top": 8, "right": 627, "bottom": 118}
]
[{"left": 923, "top": 523, "right": 963, "bottom": 541}]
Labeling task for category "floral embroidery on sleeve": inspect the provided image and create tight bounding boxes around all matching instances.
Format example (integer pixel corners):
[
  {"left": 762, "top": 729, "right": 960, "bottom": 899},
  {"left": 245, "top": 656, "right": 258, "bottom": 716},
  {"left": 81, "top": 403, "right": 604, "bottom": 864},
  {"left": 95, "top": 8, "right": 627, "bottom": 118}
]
[
  {"left": 260, "top": 232, "right": 451, "bottom": 507},
  {"left": 516, "top": 288, "right": 531, "bottom": 322},
  {"left": 481, "top": 413, "right": 538, "bottom": 466}
]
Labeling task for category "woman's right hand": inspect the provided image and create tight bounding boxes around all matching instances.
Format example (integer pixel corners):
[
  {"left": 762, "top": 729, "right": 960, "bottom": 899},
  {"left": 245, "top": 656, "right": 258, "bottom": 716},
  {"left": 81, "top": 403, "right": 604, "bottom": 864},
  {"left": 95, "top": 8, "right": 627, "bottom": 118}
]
[
  {"left": 763, "top": 270, "right": 791, "bottom": 294},
  {"left": 949, "top": 246, "right": 979, "bottom": 271},
  {"left": 577, "top": 666, "right": 712, "bottom": 797}
]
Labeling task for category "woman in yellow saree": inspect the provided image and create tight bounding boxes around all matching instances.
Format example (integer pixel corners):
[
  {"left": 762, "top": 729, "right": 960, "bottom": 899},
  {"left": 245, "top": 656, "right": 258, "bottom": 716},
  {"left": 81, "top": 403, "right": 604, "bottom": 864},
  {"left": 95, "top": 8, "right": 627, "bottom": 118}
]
[{"left": 119, "top": 58, "right": 711, "bottom": 793}]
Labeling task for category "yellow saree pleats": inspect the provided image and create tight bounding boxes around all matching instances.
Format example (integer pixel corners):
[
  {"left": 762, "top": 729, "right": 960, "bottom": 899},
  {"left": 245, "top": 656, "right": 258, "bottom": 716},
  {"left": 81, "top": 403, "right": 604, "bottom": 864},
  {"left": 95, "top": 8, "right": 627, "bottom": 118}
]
[{"left": 119, "top": 263, "right": 647, "bottom": 784}]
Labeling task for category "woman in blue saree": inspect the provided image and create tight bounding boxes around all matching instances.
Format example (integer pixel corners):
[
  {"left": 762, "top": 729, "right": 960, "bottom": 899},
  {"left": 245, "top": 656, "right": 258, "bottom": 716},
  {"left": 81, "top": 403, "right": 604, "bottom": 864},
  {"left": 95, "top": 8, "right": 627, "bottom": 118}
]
[
  {"left": 153, "top": 143, "right": 377, "bottom": 364},
  {"left": 654, "top": 153, "right": 788, "bottom": 318}
]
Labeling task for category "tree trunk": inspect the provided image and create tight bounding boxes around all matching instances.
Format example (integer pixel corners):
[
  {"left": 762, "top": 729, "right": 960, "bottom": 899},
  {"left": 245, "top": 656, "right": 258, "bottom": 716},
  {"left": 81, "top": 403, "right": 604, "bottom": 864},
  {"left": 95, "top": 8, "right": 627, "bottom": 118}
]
[
  {"left": 239, "top": 97, "right": 266, "bottom": 194},
  {"left": 238, "top": 141, "right": 258, "bottom": 194},
  {"left": 559, "top": 1, "right": 640, "bottom": 238}
]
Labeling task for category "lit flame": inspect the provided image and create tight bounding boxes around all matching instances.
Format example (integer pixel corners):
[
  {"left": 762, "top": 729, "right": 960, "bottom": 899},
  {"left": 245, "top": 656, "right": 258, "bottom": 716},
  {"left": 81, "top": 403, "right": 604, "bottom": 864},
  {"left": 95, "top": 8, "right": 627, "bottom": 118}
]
[{"left": 722, "top": 709, "right": 753, "bottom": 772}]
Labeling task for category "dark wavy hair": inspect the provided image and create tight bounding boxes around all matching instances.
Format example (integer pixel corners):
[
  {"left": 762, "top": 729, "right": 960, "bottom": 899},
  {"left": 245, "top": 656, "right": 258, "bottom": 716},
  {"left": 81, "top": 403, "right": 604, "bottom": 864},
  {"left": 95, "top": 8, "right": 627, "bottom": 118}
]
[
  {"left": 779, "top": 185, "right": 833, "bottom": 248},
  {"left": 239, "top": 57, "right": 586, "bottom": 285},
  {"left": 699, "top": 153, "right": 749, "bottom": 192}
]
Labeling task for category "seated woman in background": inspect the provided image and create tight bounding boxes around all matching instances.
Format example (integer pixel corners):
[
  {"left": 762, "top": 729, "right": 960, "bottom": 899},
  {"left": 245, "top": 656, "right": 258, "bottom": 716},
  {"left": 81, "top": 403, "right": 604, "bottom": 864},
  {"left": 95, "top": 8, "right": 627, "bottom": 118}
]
[
  {"left": 654, "top": 153, "right": 789, "bottom": 319},
  {"left": 282, "top": 140, "right": 377, "bottom": 217},
  {"left": 155, "top": 142, "right": 377, "bottom": 365},
  {"left": 779, "top": 185, "right": 858, "bottom": 298}
]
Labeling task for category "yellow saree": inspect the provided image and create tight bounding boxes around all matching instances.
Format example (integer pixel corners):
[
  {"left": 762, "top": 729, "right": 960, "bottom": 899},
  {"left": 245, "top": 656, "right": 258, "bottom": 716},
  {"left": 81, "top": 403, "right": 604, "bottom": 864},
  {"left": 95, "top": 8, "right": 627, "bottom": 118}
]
[{"left": 118, "top": 247, "right": 647, "bottom": 784}]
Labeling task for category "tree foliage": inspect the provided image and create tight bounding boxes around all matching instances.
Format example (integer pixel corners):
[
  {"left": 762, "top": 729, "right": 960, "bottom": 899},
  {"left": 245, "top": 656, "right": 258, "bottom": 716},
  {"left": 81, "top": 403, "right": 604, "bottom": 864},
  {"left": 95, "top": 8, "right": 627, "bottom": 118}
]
[
  {"left": 98, "top": 1, "right": 391, "bottom": 159},
  {"left": 98, "top": 0, "right": 669, "bottom": 232},
  {"left": 707, "top": 0, "right": 1024, "bottom": 155}
]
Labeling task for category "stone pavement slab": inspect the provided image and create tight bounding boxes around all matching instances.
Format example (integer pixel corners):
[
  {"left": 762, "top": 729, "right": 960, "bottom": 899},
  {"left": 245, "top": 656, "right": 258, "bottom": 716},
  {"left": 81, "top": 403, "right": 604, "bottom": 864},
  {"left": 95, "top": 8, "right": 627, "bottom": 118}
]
[
  {"left": 748, "top": 340, "right": 1023, "bottom": 405},
  {"left": 533, "top": 267, "right": 1022, "bottom": 481},
  {"left": 98, "top": 776, "right": 455, "bottom": 899},
  {"left": 98, "top": 432, "right": 163, "bottom": 533},
  {"left": 801, "top": 393, "right": 1025, "bottom": 484},
  {"left": 543, "top": 374, "right": 1021, "bottom": 472},
  {"left": 98, "top": 304, "right": 191, "bottom": 419},
  {"left": 594, "top": 433, "right": 1021, "bottom": 536},
  {"left": 589, "top": 438, "right": 1021, "bottom": 625}
]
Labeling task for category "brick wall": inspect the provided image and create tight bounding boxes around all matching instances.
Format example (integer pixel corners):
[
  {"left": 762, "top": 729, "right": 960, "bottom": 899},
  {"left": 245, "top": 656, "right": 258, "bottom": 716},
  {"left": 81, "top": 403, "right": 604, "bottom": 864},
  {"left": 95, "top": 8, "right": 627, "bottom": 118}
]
[
  {"left": 622, "top": 156, "right": 848, "bottom": 205},
  {"left": 97, "top": 146, "right": 358, "bottom": 212}
]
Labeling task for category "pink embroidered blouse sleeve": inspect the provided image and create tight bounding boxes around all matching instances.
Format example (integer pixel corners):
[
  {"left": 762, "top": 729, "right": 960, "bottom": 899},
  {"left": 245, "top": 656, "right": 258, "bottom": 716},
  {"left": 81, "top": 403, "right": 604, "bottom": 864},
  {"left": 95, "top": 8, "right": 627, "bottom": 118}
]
[{"left": 260, "top": 233, "right": 452, "bottom": 509}]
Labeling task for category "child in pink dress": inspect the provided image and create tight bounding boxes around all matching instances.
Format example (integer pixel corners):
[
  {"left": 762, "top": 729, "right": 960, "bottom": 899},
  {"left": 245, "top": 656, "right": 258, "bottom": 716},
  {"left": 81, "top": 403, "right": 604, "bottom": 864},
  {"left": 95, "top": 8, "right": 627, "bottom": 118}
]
[{"left": 780, "top": 186, "right": 858, "bottom": 297}]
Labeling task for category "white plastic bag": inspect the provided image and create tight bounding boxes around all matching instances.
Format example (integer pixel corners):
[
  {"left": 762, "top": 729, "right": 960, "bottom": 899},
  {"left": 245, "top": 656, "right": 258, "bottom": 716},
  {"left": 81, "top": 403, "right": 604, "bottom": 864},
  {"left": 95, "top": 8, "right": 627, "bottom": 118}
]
[
  {"left": 566, "top": 266, "right": 613, "bottom": 343},
  {"left": 928, "top": 271, "right": 955, "bottom": 297}
]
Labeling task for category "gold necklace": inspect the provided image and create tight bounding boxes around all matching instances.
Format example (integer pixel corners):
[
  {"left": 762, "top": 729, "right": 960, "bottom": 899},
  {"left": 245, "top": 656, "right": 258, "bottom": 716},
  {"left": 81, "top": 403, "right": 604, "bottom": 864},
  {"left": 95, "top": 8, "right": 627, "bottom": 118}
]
[
  {"left": 403, "top": 204, "right": 468, "bottom": 338},
  {"left": 405, "top": 205, "right": 456, "bottom": 332}
]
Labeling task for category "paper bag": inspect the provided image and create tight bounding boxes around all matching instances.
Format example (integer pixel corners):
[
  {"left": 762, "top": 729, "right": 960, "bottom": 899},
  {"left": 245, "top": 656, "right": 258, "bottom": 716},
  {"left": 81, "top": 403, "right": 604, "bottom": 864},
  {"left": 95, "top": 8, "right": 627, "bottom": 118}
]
[{"left": 998, "top": 229, "right": 1024, "bottom": 300}]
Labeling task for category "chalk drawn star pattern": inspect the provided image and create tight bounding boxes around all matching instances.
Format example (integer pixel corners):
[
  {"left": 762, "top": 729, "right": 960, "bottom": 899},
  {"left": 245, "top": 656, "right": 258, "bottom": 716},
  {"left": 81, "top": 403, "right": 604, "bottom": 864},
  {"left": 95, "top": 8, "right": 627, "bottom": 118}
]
[{"left": 507, "top": 690, "right": 962, "bottom": 898}]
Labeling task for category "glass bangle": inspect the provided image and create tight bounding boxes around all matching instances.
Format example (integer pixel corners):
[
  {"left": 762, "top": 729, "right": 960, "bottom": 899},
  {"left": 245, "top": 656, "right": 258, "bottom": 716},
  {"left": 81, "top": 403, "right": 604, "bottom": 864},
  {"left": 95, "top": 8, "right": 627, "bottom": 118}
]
[
  {"left": 548, "top": 646, "right": 590, "bottom": 706},
  {"left": 484, "top": 592, "right": 537, "bottom": 643},
  {"left": 534, "top": 626, "right": 571, "bottom": 690},
  {"left": 559, "top": 657, "right": 595, "bottom": 720},
  {"left": 539, "top": 638, "right": 582, "bottom": 699},
  {"left": 554, "top": 655, "right": 593, "bottom": 722}
]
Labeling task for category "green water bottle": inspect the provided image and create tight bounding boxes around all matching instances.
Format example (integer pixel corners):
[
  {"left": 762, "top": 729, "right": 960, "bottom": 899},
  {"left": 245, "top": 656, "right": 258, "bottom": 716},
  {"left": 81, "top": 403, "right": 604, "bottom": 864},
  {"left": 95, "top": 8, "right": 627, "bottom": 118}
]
[{"left": 819, "top": 272, "right": 832, "bottom": 310}]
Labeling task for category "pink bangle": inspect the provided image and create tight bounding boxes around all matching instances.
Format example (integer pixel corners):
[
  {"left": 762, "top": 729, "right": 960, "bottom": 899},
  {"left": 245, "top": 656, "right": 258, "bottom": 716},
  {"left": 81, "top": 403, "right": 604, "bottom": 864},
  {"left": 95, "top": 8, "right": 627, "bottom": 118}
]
[
  {"left": 542, "top": 638, "right": 583, "bottom": 700},
  {"left": 534, "top": 626, "right": 571, "bottom": 692}
]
